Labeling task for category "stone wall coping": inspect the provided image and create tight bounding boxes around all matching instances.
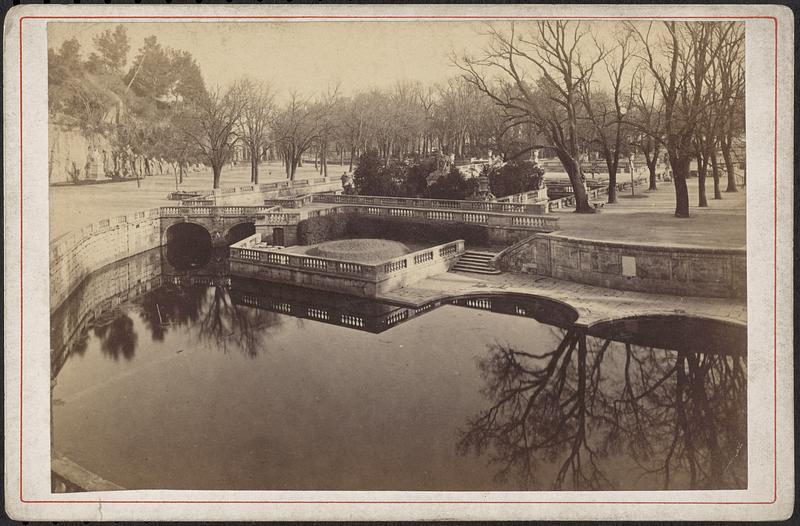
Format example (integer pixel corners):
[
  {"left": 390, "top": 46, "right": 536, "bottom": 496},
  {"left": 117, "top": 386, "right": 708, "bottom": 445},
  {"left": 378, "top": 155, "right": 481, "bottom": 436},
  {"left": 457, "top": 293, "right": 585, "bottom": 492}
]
[
  {"left": 52, "top": 453, "right": 125, "bottom": 491},
  {"left": 231, "top": 236, "right": 465, "bottom": 283},
  {"left": 546, "top": 233, "right": 747, "bottom": 256}
]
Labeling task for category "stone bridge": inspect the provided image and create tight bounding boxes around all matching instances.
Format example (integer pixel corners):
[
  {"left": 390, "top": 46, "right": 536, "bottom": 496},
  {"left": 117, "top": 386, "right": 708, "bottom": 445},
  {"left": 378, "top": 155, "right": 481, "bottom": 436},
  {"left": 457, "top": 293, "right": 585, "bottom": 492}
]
[{"left": 160, "top": 205, "right": 281, "bottom": 247}]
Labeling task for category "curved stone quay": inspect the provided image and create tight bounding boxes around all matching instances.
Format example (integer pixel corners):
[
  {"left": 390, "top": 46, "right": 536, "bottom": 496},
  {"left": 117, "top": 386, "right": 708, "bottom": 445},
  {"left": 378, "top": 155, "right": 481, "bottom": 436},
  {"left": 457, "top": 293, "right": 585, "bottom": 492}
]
[
  {"left": 49, "top": 175, "right": 747, "bottom": 494},
  {"left": 376, "top": 270, "right": 747, "bottom": 329}
]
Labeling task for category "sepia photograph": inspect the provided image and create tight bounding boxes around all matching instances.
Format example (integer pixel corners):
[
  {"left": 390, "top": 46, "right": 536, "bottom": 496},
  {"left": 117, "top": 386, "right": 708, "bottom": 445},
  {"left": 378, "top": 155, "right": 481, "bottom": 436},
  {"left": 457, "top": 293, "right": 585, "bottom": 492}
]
[
  {"left": 47, "top": 16, "right": 749, "bottom": 493},
  {"left": 3, "top": 3, "right": 794, "bottom": 522}
]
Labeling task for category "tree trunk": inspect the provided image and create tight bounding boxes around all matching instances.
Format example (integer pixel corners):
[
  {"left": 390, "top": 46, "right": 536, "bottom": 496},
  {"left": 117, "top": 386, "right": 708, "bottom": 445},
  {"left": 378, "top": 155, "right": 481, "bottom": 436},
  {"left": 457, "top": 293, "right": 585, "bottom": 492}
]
[
  {"left": 557, "top": 152, "right": 595, "bottom": 213},
  {"left": 212, "top": 162, "right": 222, "bottom": 189},
  {"left": 671, "top": 155, "right": 691, "bottom": 218},
  {"left": 722, "top": 142, "right": 738, "bottom": 192},
  {"left": 697, "top": 153, "right": 708, "bottom": 207},
  {"left": 605, "top": 154, "right": 617, "bottom": 204},
  {"left": 250, "top": 145, "right": 259, "bottom": 183},
  {"left": 607, "top": 170, "right": 617, "bottom": 204},
  {"left": 711, "top": 149, "right": 721, "bottom": 199},
  {"left": 644, "top": 149, "right": 658, "bottom": 191},
  {"left": 648, "top": 158, "right": 658, "bottom": 191}
]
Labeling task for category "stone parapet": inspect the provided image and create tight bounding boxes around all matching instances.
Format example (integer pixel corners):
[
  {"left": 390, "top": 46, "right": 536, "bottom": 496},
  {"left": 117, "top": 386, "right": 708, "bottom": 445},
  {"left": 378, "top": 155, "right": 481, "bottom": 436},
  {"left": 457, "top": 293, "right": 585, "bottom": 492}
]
[
  {"left": 312, "top": 193, "right": 550, "bottom": 215},
  {"left": 495, "top": 233, "right": 746, "bottom": 299},
  {"left": 229, "top": 236, "right": 465, "bottom": 297}
]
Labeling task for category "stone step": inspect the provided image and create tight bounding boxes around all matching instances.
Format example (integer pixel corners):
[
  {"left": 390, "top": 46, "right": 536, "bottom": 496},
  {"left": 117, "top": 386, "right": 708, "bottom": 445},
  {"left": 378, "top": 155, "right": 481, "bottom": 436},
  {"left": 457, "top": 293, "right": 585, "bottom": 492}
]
[
  {"left": 464, "top": 250, "right": 497, "bottom": 258},
  {"left": 458, "top": 253, "right": 495, "bottom": 262},
  {"left": 453, "top": 259, "right": 495, "bottom": 268},
  {"left": 451, "top": 265, "right": 502, "bottom": 275},
  {"left": 458, "top": 256, "right": 494, "bottom": 265},
  {"left": 452, "top": 250, "right": 500, "bottom": 274},
  {"left": 459, "top": 253, "right": 492, "bottom": 265},
  {"left": 451, "top": 257, "right": 501, "bottom": 274}
]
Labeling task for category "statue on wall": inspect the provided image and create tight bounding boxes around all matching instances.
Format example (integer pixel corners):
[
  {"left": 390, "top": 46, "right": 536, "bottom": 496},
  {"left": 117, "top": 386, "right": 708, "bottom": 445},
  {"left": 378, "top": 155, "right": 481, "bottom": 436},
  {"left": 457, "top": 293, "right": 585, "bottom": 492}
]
[
  {"left": 85, "top": 145, "right": 100, "bottom": 181},
  {"left": 340, "top": 171, "right": 355, "bottom": 195}
]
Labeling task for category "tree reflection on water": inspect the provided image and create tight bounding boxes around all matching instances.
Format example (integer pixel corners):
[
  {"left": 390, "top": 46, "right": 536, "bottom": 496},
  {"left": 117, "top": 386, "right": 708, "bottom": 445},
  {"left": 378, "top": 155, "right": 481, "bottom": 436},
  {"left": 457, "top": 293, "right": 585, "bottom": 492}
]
[
  {"left": 457, "top": 326, "right": 746, "bottom": 491},
  {"left": 195, "top": 285, "right": 283, "bottom": 358},
  {"left": 93, "top": 314, "right": 138, "bottom": 361},
  {"left": 87, "top": 283, "right": 284, "bottom": 361},
  {"left": 139, "top": 285, "right": 207, "bottom": 342}
]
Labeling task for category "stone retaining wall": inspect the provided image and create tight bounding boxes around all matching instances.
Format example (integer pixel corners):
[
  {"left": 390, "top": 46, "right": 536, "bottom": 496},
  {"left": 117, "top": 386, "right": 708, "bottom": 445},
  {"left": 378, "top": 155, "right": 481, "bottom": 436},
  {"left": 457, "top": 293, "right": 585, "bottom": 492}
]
[
  {"left": 230, "top": 237, "right": 465, "bottom": 298},
  {"left": 51, "top": 248, "right": 163, "bottom": 377},
  {"left": 496, "top": 234, "right": 746, "bottom": 299},
  {"left": 50, "top": 209, "right": 163, "bottom": 312}
]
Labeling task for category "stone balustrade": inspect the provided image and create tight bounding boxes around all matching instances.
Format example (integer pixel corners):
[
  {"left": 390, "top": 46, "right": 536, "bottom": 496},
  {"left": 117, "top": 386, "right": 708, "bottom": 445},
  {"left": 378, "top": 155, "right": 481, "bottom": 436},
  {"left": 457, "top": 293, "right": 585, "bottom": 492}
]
[
  {"left": 229, "top": 237, "right": 466, "bottom": 297},
  {"left": 257, "top": 212, "right": 304, "bottom": 225},
  {"left": 494, "top": 188, "right": 549, "bottom": 204},
  {"left": 159, "top": 205, "right": 280, "bottom": 217},
  {"left": 311, "top": 193, "right": 548, "bottom": 215},
  {"left": 263, "top": 194, "right": 315, "bottom": 209},
  {"left": 342, "top": 205, "right": 559, "bottom": 232},
  {"left": 548, "top": 176, "right": 649, "bottom": 211}
]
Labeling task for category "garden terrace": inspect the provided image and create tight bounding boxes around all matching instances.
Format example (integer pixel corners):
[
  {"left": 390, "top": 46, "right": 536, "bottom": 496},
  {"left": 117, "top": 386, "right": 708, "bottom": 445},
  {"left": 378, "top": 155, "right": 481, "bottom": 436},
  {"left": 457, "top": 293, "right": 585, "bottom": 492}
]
[{"left": 229, "top": 234, "right": 465, "bottom": 297}]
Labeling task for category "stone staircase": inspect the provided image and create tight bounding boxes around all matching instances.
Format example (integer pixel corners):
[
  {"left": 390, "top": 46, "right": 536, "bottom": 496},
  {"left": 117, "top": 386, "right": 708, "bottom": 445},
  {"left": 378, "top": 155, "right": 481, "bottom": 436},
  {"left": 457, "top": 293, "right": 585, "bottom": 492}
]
[{"left": 451, "top": 251, "right": 501, "bottom": 275}]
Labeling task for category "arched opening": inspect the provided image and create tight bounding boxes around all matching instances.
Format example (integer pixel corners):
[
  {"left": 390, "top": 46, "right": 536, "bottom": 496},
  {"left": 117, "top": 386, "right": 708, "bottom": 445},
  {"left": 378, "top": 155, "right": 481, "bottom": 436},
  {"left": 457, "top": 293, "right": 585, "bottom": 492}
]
[
  {"left": 588, "top": 315, "right": 746, "bottom": 355},
  {"left": 226, "top": 222, "right": 256, "bottom": 245},
  {"left": 164, "top": 222, "right": 212, "bottom": 270}
]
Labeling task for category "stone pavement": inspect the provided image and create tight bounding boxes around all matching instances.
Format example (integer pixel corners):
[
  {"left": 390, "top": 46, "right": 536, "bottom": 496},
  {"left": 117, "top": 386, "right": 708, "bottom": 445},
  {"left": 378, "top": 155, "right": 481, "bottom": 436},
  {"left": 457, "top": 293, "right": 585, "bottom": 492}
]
[
  {"left": 554, "top": 178, "right": 746, "bottom": 249},
  {"left": 49, "top": 162, "right": 332, "bottom": 239},
  {"left": 378, "top": 269, "right": 747, "bottom": 328}
]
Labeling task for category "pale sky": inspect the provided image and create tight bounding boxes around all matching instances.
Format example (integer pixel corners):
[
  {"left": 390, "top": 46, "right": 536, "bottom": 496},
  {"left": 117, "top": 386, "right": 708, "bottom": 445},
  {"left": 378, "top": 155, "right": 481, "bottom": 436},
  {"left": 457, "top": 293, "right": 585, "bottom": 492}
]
[
  {"left": 49, "top": 21, "right": 495, "bottom": 98},
  {"left": 47, "top": 20, "right": 690, "bottom": 100}
]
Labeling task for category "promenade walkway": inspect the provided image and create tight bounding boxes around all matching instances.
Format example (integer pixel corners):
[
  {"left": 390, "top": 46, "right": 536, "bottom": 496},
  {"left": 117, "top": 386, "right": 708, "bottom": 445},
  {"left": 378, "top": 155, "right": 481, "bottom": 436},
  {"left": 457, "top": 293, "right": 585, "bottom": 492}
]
[
  {"left": 379, "top": 269, "right": 747, "bottom": 327},
  {"left": 49, "top": 162, "right": 329, "bottom": 239},
  {"left": 555, "top": 178, "right": 746, "bottom": 249}
]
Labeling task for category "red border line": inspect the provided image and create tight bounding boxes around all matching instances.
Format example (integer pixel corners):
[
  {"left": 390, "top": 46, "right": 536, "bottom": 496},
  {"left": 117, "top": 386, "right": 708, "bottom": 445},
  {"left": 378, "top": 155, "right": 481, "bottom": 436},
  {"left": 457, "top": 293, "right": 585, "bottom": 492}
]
[
  {"left": 20, "top": 14, "right": 779, "bottom": 506},
  {"left": 772, "top": 13, "right": 779, "bottom": 505},
  {"left": 19, "top": 15, "right": 24, "bottom": 505}
]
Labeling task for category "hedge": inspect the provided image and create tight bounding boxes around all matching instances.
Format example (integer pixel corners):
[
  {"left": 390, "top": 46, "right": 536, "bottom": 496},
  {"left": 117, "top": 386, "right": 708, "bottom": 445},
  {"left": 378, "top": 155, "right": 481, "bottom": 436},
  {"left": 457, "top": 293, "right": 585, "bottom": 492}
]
[{"left": 296, "top": 213, "right": 489, "bottom": 246}]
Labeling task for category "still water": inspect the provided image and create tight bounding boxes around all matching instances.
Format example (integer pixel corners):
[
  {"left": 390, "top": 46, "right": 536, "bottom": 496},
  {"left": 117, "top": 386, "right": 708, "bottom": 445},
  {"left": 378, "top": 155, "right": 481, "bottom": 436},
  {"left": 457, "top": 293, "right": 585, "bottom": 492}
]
[{"left": 51, "top": 247, "right": 747, "bottom": 492}]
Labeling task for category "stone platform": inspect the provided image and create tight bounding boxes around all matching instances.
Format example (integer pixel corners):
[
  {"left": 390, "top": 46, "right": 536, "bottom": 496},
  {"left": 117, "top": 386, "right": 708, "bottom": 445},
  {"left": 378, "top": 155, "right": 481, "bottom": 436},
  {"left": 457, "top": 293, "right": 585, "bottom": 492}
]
[{"left": 377, "top": 270, "right": 747, "bottom": 329}]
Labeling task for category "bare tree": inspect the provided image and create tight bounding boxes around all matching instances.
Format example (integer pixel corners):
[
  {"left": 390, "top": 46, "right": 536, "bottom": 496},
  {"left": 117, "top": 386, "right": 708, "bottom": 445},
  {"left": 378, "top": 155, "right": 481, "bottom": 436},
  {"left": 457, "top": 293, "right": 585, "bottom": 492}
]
[
  {"left": 628, "top": 21, "right": 731, "bottom": 217},
  {"left": 339, "top": 93, "right": 373, "bottom": 171},
  {"left": 631, "top": 73, "right": 665, "bottom": 192},
  {"left": 273, "top": 91, "right": 337, "bottom": 180},
  {"left": 236, "top": 78, "right": 275, "bottom": 184},
  {"left": 579, "top": 28, "right": 637, "bottom": 204},
  {"left": 184, "top": 85, "right": 245, "bottom": 189},
  {"left": 714, "top": 23, "right": 745, "bottom": 192},
  {"left": 457, "top": 21, "right": 610, "bottom": 213}
]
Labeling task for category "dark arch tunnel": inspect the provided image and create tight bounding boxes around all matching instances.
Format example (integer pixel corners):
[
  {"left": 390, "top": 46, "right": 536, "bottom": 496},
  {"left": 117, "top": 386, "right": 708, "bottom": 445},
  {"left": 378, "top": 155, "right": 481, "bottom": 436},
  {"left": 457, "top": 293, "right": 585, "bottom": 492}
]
[
  {"left": 226, "top": 222, "right": 256, "bottom": 245},
  {"left": 164, "top": 222, "right": 213, "bottom": 270}
]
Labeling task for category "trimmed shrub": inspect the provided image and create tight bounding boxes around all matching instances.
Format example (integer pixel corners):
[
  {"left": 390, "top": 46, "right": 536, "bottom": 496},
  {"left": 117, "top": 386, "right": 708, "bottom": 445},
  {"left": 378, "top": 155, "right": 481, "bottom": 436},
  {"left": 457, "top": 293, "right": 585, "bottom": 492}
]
[
  {"left": 345, "top": 216, "right": 489, "bottom": 246},
  {"left": 489, "top": 160, "right": 545, "bottom": 197},
  {"left": 298, "top": 212, "right": 493, "bottom": 247},
  {"left": 296, "top": 213, "right": 350, "bottom": 245}
]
